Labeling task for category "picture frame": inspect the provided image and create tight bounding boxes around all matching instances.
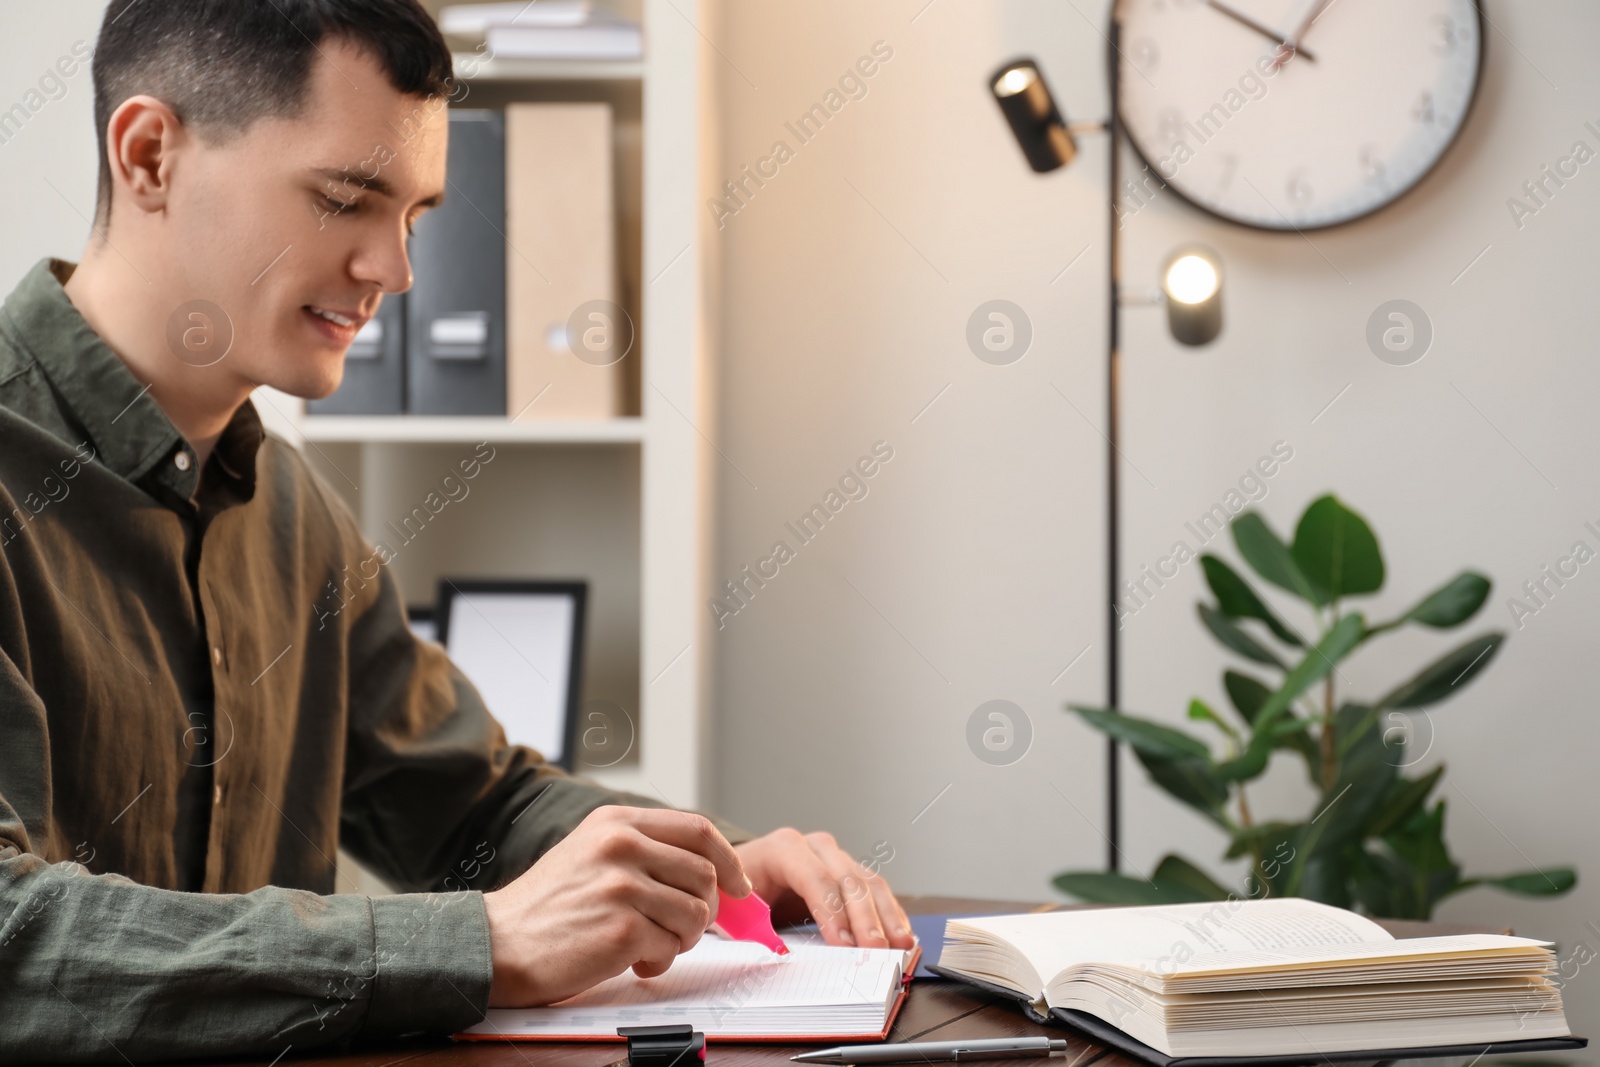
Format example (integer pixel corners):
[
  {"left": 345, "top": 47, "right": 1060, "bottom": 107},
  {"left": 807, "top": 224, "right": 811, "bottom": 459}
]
[{"left": 435, "top": 579, "right": 587, "bottom": 770}]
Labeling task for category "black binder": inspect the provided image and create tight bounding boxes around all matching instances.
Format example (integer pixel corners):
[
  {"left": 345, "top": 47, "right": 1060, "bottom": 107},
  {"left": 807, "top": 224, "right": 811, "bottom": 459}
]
[
  {"left": 928, "top": 966, "right": 1587, "bottom": 1067},
  {"left": 406, "top": 109, "right": 507, "bottom": 415},
  {"left": 305, "top": 292, "right": 406, "bottom": 415}
]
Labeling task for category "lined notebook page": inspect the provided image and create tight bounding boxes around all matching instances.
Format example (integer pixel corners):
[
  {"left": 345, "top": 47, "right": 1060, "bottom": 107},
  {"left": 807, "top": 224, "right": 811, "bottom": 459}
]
[{"left": 462, "top": 936, "right": 906, "bottom": 1038}]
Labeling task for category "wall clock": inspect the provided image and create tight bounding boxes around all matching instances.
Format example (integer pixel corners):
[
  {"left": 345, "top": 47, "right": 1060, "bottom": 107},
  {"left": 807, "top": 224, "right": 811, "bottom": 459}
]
[{"left": 1116, "top": 0, "right": 1485, "bottom": 231}]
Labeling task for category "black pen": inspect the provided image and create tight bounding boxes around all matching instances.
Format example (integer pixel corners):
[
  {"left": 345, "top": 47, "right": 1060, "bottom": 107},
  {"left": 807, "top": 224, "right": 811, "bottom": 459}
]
[{"left": 793, "top": 1037, "right": 1071, "bottom": 1064}]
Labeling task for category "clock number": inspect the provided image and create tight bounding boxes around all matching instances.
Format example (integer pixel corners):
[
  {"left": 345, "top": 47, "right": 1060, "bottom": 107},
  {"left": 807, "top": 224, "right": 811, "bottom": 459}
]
[
  {"left": 1286, "top": 169, "right": 1313, "bottom": 207},
  {"left": 1413, "top": 90, "right": 1435, "bottom": 125},
  {"left": 1431, "top": 15, "right": 1459, "bottom": 56},
  {"left": 1215, "top": 153, "right": 1238, "bottom": 193},
  {"left": 1131, "top": 36, "right": 1160, "bottom": 72},
  {"left": 1158, "top": 107, "right": 1186, "bottom": 146},
  {"left": 1359, "top": 146, "right": 1386, "bottom": 184}
]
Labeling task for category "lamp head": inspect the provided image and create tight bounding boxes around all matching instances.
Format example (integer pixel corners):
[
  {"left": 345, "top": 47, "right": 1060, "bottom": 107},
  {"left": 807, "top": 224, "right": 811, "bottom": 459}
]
[
  {"left": 990, "top": 59, "right": 1076, "bottom": 172},
  {"left": 1162, "top": 246, "right": 1224, "bottom": 346}
]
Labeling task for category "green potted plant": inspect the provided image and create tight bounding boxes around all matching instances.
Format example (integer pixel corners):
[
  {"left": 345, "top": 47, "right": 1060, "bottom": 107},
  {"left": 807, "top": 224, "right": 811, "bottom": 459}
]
[{"left": 1058, "top": 494, "right": 1576, "bottom": 919}]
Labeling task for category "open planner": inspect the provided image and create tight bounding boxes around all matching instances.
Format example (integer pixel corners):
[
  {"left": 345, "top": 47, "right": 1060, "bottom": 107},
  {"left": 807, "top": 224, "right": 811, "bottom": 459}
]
[
  {"left": 458, "top": 929, "right": 921, "bottom": 1043},
  {"left": 930, "top": 898, "right": 1585, "bottom": 1066}
]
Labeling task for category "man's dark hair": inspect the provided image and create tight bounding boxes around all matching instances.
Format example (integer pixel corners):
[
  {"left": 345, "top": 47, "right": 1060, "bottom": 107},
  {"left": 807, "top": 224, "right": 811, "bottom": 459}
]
[{"left": 91, "top": 0, "right": 454, "bottom": 225}]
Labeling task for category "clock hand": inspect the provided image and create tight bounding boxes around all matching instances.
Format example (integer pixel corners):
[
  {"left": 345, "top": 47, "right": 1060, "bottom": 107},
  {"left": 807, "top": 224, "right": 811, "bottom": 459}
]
[
  {"left": 1203, "top": 0, "right": 1318, "bottom": 63},
  {"left": 1270, "top": 0, "right": 1338, "bottom": 70}
]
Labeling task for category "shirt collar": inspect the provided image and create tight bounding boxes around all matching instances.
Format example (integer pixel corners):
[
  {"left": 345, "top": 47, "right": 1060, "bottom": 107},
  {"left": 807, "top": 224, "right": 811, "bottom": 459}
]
[{"left": 1, "top": 258, "right": 263, "bottom": 503}]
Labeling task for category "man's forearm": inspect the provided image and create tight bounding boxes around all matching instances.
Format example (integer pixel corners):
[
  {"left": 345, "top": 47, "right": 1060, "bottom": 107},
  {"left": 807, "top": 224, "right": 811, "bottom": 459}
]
[{"left": 0, "top": 848, "right": 491, "bottom": 1063}]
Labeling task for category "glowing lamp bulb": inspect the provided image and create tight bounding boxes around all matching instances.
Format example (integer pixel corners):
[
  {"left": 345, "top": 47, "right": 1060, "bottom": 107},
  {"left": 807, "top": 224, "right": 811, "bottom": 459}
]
[
  {"left": 1165, "top": 255, "right": 1220, "bottom": 305},
  {"left": 994, "top": 65, "right": 1037, "bottom": 97}
]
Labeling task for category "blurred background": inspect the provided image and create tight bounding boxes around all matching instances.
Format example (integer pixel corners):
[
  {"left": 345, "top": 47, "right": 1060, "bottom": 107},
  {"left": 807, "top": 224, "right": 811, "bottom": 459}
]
[{"left": 3, "top": 0, "right": 1595, "bottom": 1044}]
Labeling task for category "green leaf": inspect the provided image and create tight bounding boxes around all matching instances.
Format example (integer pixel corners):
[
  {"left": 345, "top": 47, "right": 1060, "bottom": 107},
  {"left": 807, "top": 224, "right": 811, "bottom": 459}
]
[
  {"left": 1348, "top": 848, "right": 1401, "bottom": 918},
  {"left": 1295, "top": 850, "right": 1355, "bottom": 909},
  {"left": 1291, "top": 495, "right": 1385, "bottom": 599},
  {"left": 1233, "top": 511, "right": 1326, "bottom": 605},
  {"left": 1069, "top": 707, "right": 1209, "bottom": 759},
  {"left": 1138, "top": 752, "right": 1232, "bottom": 826},
  {"left": 1187, "top": 698, "right": 1238, "bottom": 741},
  {"left": 1223, "top": 671, "right": 1272, "bottom": 725},
  {"left": 1402, "top": 572, "right": 1492, "bottom": 629},
  {"left": 1200, "top": 555, "right": 1304, "bottom": 646},
  {"left": 1376, "top": 633, "right": 1503, "bottom": 709},
  {"left": 1052, "top": 871, "right": 1215, "bottom": 906},
  {"left": 1198, "top": 604, "right": 1287, "bottom": 668},
  {"left": 1311, "top": 705, "right": 1397, "bottom": 849},
  {"left": 1366, "top": 766, "right": 1445, "bottom": 838},
  {"left": 1214, "top": 735, "right": 1272, "bottom": 783},
  {"left": 1471, "top": 869, "right": 1578, "bottom": 896},
  {"left": 1151, "top": 854, "right": 1232, "bottom": 900},
  {"left": 1221, "top": 669, "right": 1317, "bottom": 772},
  {"left": 1254, "top": 613, "right": 1368, "bottom": 728},
  {"left": 1384, "top": 799, "right": 1457, "bottom": 878},
  {"left": 1225, "top": 821, "right": 1299, "bottom": 860},
  {"left": 1069, "top": 709, "right": 1229, "bottom": 822},
  {"left": 1279, "top": 728, "right": 1321, "bottom": 777}
]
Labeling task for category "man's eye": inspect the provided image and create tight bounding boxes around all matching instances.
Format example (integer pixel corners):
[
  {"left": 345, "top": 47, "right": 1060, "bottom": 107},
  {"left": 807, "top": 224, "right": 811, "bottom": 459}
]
[{"left": 323, "top": 194, "right": 358, "bottom": 215}]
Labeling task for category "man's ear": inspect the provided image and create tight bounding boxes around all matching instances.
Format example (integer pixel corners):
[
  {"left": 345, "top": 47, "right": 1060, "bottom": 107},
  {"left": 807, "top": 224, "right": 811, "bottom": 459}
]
[{"left": 105, "top": 94, "right": 187, "bottom": 217}]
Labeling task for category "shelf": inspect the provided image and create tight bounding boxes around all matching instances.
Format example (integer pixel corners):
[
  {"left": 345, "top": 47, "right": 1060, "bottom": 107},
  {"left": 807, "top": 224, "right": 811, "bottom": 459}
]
[
  {"left": 452, "top": 52, "right": 645, "bottom": 83},
  {"left": 300, "top": 416, "right": 644, "bottom": 444}
]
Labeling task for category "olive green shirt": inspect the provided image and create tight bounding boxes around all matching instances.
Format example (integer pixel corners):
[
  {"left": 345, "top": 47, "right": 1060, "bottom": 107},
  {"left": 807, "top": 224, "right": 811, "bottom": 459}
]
[{"left": 0, "top": 259, "right": 752, "bottom": 1062}]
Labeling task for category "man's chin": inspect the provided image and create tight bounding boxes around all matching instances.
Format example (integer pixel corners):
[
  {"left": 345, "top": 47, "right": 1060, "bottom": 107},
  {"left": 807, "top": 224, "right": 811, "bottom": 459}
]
[{"left": 255, "top": 360, "right": 347, "bottom": 403}]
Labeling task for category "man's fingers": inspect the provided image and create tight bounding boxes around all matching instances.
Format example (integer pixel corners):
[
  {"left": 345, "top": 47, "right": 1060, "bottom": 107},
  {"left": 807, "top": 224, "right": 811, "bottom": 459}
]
[
  {"left": 766, "top": 831, "right": 851, "bottom": 944},
  {"left": 627, "top": 913, "right": 684, "bottom": 979},
  {"left": 634, "top": 833, "right": 719, "bottom": 915},
  {"left": 624, "top": 875, "right": 708, "bottom": 957},
  {"left": 812, "top": 837, "right": 892, "bottom": 948},
  {"left": 865, "top": 871, "right": 914, "bottom": 949},
  {"left": 621, "top": 808, "right": 750, "bottom": 896}
]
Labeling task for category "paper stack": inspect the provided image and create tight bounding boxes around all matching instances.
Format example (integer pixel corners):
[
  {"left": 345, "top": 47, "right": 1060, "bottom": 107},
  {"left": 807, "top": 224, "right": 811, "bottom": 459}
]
[{"left": 440, "top": 1, "right": 642, "bottom": 60}]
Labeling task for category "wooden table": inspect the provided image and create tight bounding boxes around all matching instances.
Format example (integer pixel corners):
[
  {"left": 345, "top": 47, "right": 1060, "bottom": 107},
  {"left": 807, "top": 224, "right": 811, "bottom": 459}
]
[{"left": 209, "top": 895, "right": 1487, "bottom": 1067}]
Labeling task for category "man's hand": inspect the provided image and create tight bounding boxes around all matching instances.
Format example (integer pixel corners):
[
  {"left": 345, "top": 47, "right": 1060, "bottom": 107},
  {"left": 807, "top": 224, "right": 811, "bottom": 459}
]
[
  {"left": 482, "top": 806, "right": 751, "bottom": 1007},
  {"left": 735, "top": 829, "right": 913, "bottom": 950}
]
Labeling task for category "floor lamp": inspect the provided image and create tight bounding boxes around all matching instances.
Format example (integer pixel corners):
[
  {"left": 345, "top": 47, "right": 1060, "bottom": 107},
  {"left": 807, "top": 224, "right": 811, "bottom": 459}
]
[{"left": 989, "top": 31, "right": 1225, "bottom": 873}]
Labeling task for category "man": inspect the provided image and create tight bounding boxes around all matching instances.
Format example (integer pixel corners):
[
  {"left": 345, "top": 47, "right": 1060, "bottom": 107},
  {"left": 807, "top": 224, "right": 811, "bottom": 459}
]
[{"left": 0, "top": 1, "right": 912, "bottom": 1060}]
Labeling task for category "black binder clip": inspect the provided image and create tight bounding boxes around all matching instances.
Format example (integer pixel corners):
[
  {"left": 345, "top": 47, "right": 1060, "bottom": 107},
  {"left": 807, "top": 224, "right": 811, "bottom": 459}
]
[{"left": 618, "top": 1024, "right": 706, "bottom": 1067}]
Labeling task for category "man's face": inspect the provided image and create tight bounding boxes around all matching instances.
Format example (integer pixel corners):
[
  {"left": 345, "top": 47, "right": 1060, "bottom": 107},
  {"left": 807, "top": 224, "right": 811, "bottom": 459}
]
[{"left": 163, "top": 37, "right": 448, "bottom": 399}]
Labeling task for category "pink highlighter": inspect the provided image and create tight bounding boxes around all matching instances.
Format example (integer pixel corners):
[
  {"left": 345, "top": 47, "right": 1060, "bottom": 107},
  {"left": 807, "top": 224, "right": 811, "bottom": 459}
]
[{"left": 712, "top": 887, "right": 790, "bottom": 955}]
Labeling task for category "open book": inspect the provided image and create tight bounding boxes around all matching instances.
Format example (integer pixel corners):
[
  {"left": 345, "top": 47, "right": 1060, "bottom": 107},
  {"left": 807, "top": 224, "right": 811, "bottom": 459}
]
[
  {"left": 459, "top": 929, "right": 920, "bottom": 1042},
  {"left": 932, "top": 899, "right": 1577, "bottom": 1061}
]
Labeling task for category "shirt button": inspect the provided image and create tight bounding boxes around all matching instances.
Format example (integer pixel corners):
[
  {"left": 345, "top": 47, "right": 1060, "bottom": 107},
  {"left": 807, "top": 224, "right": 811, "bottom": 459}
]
[
  {"left": 174, "top": 451, "right": 192, "bottom": 472},
  {"left": 212, "top": 646, "right": 224, "bottom": 668}
]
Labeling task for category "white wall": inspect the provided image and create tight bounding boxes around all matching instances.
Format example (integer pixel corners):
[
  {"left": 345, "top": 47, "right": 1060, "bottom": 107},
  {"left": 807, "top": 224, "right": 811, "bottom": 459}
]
[
  {"left": 703, "top": 0, "right": 1114, "bottom": 910},
  {"left": 706, "top": 0, "right": 1600, "bottom": 1039},
  {"left": 0, "top": 3, "right": 104, "bottom": 288}
]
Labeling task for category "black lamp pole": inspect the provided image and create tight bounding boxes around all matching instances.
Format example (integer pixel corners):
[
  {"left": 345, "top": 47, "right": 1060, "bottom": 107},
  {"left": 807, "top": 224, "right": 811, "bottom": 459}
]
[
  {"left": 991, "top": 20, "right": 1224, "bottom": 875},
  {"left": 1103, "top": 19, "right": 1124, "bottom": 873}
]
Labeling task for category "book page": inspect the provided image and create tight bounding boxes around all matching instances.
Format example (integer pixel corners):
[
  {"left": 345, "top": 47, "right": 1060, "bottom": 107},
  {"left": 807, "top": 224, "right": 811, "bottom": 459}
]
[
  {"left": 951, "top": 898, "right": 1392, "bottom": 988},
  {"left": 1161, "top": 933, "right": 1555, "bottom": 977},
  {"left": 461, "top": 935, "right": 906, "bottom": 1037}
]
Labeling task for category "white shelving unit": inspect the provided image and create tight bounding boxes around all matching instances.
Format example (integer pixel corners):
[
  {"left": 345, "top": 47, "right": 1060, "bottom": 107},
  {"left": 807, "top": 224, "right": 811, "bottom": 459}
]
[
  {"left": 300, "top": 416, "right": 645, "bottom": 444},
  {"left": 269, "top": 0, "right": 718, "bottom": 821}
]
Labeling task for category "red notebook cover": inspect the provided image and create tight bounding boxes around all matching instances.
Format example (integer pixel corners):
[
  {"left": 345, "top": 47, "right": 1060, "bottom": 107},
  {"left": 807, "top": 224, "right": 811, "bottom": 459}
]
[{"left": 457, "top": 941, "right": 922, "bottom": 1044}]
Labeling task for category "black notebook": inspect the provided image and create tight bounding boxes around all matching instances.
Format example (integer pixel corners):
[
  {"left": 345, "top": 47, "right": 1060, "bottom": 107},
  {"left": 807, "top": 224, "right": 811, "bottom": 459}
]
[{"left": 928, "top": 899, "right": 1586, "bottom": 1067}]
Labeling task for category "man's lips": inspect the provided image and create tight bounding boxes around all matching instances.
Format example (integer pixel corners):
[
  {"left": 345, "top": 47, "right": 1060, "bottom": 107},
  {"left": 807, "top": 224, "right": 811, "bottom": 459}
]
[{"left": 301, "top": 305, "right": 371, "bottom": 346}]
